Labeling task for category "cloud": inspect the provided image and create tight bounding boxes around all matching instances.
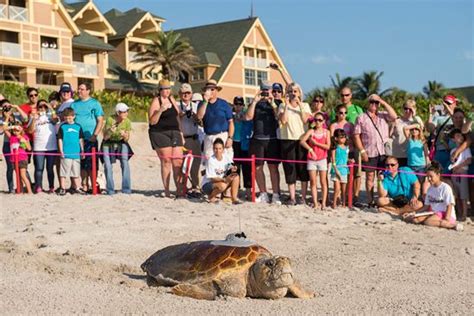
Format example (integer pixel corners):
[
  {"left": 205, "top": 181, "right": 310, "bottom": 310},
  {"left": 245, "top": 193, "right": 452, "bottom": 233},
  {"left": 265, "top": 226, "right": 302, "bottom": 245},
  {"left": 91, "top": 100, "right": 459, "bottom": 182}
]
[
  {"left": 464, "top": 51, "right": 474, "bottom": 60},
  {"left": 310, "top": 54, "right": 343, "bottom": 65}
]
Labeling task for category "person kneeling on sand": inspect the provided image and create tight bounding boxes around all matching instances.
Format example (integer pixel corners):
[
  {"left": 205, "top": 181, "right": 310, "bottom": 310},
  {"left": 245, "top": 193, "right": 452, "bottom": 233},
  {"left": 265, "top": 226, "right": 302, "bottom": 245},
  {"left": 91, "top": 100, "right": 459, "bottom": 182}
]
[
  {"left": 201, "top": 138, "right": 241, "bottom": 205},
  {"left": 402, "top": 161, "right": 463, "bottom": 231},
  {"left": 377, "top": 156, "right": 423, "bottom": 216}
]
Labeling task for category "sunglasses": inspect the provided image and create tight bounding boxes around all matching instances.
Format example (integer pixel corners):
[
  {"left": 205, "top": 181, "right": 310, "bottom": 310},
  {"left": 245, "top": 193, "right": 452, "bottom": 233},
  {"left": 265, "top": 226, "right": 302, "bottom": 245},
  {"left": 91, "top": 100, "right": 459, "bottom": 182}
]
[
  {"left": 29, "top": 93, "right": 38, "bottom": 97},
  {"left": 291, "top": 90, "right": 299, "bottom": 93},
  {"left": 272, "top": 90, "right": 282, "bottom": 93},
  {"left": 38, "top": 104, "right": 48, "bottom": 108},
  {"left": 315, "top": 118, "right": 324, "bottom": 123},
  {"left": 386, "top": 163, "right": 397, "bottom": 167},
  {"left": 341, "top": 93, "right": 351, "bottom": 97},
  {"left": 314, "top": 100, "right": 324, "bottom": 103},
  {"left": 338, "top": 111, "right": 347, "bottom": 115},
  {"left": 206, "top": 88, "right": 216, "bottom": 92},
  {"left": 369, "top": 100, "right": 380, "bottom": 105},
  {"left": 235, "top": 103, "right": 244, "bottom": 106},
  {"left": 403, "top": 107, "right": 412, "bottom": 111}
]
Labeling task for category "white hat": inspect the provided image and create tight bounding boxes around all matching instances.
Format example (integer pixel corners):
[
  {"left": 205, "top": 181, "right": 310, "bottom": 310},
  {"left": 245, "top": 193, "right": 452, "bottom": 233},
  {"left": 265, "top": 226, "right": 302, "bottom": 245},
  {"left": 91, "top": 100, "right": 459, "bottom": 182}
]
[
  {"left": 115, "top": 102, "right": 129, "bottom": 113},
  {"left": 180, "top": 83, "right": 193, "bottom": 93},
  {"left": 192, "top": 93, "right": 203, "bottom": 102}
]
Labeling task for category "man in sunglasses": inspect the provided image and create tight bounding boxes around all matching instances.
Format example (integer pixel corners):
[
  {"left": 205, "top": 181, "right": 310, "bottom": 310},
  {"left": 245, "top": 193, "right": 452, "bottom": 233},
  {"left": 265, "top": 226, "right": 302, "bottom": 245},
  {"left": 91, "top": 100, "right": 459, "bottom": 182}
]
[
  {"left": 197, "top": 79, "right": 234, "bottom": 160},
  {"left": 245, "top": 81, "right": 282, "bottom": 204},
  {"left": 329, "top": 87, "right": 364, "bottom": 124},
  {"left": 19, "top": 87, "right": 39, "bottom": 163},
  {"left": 377, "top": 156, "right": 423, "bottom": 215},
  {"left": 354, "top": 94, "right": 397, "bottom": 207}
]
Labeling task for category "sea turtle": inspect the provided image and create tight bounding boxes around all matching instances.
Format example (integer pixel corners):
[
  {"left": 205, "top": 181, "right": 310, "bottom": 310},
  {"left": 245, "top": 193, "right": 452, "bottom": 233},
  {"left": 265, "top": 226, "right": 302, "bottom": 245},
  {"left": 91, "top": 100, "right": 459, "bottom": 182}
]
[{"left": 140, "top": 233, "right": 315, "bottom": 300}]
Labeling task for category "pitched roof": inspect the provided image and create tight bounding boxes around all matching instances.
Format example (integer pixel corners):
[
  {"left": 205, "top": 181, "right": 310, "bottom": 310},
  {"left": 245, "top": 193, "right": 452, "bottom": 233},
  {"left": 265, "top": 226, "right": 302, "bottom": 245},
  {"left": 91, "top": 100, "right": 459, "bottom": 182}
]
[
  {"left": 63, "top": 1, "right": 88, "bottom": 17},
  {"left": 104, "top": 8, "right": 162, "bottom": 40},
  {"left": 72, "top": 29, "right": 116, "bottom": 51},
  {"left": 173, "top": 17, "right": 257, "bottom": 83}
]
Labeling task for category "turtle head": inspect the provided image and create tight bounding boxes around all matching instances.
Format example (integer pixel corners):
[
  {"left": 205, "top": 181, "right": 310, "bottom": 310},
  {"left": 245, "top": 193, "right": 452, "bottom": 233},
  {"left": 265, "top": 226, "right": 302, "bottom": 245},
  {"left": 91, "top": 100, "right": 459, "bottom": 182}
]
[{"left": 248, "top": 256, "right": 294, "bottom": 299}]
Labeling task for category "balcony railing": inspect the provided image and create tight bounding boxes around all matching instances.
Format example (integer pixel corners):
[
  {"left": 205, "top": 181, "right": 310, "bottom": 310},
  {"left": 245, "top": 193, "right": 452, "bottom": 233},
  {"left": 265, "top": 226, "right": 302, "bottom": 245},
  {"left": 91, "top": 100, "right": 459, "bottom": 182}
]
[
  {"left": 256, "top": 58, "right": 268, "bottom": 69},
  {"left": 0, "top": 42, "right": 21, "bottom": 58},
  {"left": 41, "top": 48, "right": 60, "bottom": 63},
  {"left": 244, "top": 56, "right": 255, "bottom": 67},
  {"left": 73, "top": 62, "right": 98, "bottom": 77},
  {"left": 0, "top": 4, "right": 28, "bottom": 22}
]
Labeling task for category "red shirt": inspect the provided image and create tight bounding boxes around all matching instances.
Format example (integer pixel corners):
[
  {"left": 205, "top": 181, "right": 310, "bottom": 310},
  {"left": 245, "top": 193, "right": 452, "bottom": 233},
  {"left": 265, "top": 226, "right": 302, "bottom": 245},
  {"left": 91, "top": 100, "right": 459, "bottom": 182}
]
[{"left": 20, "top": 103, "right": 35, "bottom": 140}]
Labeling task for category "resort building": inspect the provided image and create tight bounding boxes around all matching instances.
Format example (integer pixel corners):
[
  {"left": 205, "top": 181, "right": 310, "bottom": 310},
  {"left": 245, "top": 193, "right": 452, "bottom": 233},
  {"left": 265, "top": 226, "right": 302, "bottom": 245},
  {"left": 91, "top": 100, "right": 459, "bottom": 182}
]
[
  {"left": 1, "top": 1, "right": 291, "bottom": 100},
  {"left": 175, "top": 17, "right": 292, "bottom": 103}
]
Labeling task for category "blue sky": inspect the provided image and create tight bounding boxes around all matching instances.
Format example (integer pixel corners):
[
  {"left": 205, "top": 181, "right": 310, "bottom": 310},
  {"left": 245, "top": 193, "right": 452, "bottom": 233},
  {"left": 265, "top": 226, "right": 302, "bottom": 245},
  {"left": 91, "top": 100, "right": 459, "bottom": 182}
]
[{"left": 93, "top": 0, "right": 473, "bottom": 94}]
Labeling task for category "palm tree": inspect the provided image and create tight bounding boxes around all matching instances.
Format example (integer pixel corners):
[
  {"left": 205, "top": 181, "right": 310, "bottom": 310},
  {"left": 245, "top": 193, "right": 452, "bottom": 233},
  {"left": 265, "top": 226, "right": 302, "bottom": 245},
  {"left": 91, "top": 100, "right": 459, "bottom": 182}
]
[
  {"left": 422, "top": 80, "right": 445, "bottom": 99},
  {"left": 132, "top": 31, "right": 199, "bottom": 80},
  {"left": 354, "top": 71, "right": 392, "bottom": 99},
  {"left": 329, "top": 73, "right": 353, "bottom": 92}
]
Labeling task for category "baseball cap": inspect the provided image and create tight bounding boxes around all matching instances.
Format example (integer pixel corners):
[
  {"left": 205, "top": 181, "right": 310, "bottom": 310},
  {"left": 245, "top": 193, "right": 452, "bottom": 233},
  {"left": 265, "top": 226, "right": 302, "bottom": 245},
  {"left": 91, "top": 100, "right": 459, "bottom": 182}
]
[
  {"left": 272, "top": 83, "right": 283, "bottom": 91},
  {"left": 59, "top": 82, "right": 73, "bottom": 93},
  {"left": 443, "top": 94, "right": 457, "bottom": 105},
  {"left": 180, "top": 83, "right": 192, "bottom": 93},
  {"left": 192, "top": 93, "right": 203, "bottom": 102},
  {"left": 115, "top": 102, "right": 129, "bottom": 113}
]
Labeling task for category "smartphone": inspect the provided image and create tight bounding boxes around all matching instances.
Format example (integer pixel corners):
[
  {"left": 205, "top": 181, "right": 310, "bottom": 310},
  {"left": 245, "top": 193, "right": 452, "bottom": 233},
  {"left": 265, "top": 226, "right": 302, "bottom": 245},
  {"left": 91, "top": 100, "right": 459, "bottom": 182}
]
[
  {"left": 260, "top": 91, "right": 269, "bottom": 97},
  {"left": 434, "top": 104, "right": 444, "bottom": 111}
]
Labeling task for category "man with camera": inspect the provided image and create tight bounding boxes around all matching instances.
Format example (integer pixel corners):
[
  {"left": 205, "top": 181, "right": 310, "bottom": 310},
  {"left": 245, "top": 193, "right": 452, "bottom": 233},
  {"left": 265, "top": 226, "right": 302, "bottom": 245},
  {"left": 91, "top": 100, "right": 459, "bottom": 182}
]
[
  {"left": 245, "top": 81, "right": 282, "bottom": 204},
  {"left": 197, "top": 79, "right": 234, "bottom": 160},
  {"left": 178, "top": 83, "right": 202, "bottom": 195},
  {"left": 377, "top": 156, "right": 423, "bottom": 216}
]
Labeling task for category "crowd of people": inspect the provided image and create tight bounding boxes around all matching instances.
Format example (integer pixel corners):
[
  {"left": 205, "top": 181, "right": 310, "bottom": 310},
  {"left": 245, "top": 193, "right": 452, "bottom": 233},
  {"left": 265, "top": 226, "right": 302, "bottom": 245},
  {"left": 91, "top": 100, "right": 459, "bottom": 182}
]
[{"left": 1, "top": 75, "right": 473, "bottom": 231}]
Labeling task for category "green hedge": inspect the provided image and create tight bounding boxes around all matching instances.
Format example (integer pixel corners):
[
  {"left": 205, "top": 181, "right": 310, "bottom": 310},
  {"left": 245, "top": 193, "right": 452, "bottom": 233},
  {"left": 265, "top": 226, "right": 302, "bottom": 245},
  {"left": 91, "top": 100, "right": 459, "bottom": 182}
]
[{"left": 0, "top": 82, "right": 151, "bottom": 122}]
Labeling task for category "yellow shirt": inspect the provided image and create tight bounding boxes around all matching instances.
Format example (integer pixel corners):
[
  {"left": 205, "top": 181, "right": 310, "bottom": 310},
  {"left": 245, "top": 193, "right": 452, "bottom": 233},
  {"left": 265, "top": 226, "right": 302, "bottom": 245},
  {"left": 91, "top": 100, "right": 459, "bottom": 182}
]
[{"left": 278, "top": 102, "right": 311, "bottom": 140}]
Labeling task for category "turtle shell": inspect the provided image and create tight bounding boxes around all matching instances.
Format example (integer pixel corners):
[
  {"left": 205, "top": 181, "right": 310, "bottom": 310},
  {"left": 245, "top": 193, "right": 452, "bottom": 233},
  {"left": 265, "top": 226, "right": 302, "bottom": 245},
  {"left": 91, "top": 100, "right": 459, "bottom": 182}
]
[{"left": 141, "top": 240, "right": 271, "bottom": 284}]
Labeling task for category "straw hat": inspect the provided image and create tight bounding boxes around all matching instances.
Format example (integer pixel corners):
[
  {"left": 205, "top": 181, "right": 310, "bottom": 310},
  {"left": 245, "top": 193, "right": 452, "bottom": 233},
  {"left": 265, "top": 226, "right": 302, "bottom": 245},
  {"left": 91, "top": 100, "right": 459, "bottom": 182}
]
[{"left": 201, "top": 79, "right": 222, "bottom": 92}]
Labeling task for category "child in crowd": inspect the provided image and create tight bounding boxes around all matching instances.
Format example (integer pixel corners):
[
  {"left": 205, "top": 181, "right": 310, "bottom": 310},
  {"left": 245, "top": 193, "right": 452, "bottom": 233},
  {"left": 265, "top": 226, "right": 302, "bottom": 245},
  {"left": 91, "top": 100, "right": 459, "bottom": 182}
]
[
  {"left": 57, "top": 108, "right": 84, "bottom": 196},
  {"left": 403, "top": 161, "right": 463, "bottom": 231},
  {"left": 300, "top": 112, "right": 331, "bottom": 209},
  {"left": 28, "top": 99, "right": 59, "bottom": 193},
  {"left": 403, "top": 123, "right": 430, "bottom": 196},
  {"left": 8, "top": 125, "right": 32, "bottom": 193},
  {"left": 331, "top": 129, "right": 350, "bottom": 208},
  {"left": 201, "top": 138, "right": 241, "bottom": 204},
  {"left": 448, "top": 129, "right": 472, "bottom": 221}
]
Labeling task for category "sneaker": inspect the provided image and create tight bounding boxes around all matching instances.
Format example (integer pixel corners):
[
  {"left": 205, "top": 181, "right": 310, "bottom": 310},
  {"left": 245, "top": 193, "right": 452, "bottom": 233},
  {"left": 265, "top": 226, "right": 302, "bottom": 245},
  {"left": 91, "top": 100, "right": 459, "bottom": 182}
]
[
  {"left": 455, "top": 223, "right": 464, "bottom": 232},
  {"left": 58, "top": 189, "right": 67, "bottom": 196},
  {"left": 271, "top": 193, "right": 282, "bottom": 205},
  {"left": 256, "top": 192, "right": 269, "bottom": 203},
  {"left": 48, "top": 188, "right": 55, "bottom": 194},
  {"left": 35, "top": 187, "right": 43, "bottom": 194}
]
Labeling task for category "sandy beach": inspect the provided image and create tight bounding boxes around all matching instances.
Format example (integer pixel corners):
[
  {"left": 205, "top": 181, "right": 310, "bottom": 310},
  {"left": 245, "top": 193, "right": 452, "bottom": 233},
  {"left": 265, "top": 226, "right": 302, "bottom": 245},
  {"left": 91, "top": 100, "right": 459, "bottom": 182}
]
[{"left": 1, "top": 123, "right": 473, "bottom": 314}]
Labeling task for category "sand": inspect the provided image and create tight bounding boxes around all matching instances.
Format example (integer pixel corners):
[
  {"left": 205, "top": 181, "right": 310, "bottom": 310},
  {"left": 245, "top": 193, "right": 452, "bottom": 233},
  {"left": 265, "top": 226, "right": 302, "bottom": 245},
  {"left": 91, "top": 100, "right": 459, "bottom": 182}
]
[{"left": 1, "top": 123, "right": 473, "bottom": 315}]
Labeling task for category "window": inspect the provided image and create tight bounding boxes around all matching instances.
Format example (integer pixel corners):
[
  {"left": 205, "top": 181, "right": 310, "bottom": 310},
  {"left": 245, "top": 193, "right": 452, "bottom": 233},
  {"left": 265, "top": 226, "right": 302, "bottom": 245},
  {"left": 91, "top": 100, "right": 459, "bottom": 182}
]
[
  {"left": 245, "top": 97, "right": 253, "bottom": 105},
  {"left": 191, "top": 68, "right": 204, "bottom": 81},
  {"left": 0, "top": 66, "right": 20, "bottom": 81},
  {"left": 257, "top": 71, "right": 268, "bottom": 85},
  {"left": 244, "top": 69, "right": 256, "bottom": 86},
  {"left": 36, "top": 69, "right": 58, "bottom": 85},
  {"left": 131, "top": 70, "right": 142, "bottom": 79},
  {"left": 244, "top": 47, "right": 254, "bottom": 57},
  {"left": 256, "top": 49, "right": 266, "bottom": 59},
  {"left": 0, "top": 30, "right": 19, "bottom": 43},
  {"left": 40, "top": 36, "right": 58, "bottom": 49}
]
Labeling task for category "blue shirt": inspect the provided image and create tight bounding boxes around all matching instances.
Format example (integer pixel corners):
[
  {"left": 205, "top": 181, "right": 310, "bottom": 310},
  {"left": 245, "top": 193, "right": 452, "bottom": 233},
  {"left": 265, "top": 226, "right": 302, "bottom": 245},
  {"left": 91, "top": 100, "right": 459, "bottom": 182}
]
[
  {"left": 382, "top": 167, "right": 418, "bottom": 198},
  {"left": 70, "top": 98, "right": 104, "bottom": 139},
  {"left": 331, "top": 145, "right": 349, "bottom": 176},
  {"left": 57, "top": 123, "right": 84, "bottom": 159},
  {"left": 200, "top": 98, "right": 233, "bottom": 135},
  {"left": 407, "top": 139, "right": 426, "bottom": 167}
]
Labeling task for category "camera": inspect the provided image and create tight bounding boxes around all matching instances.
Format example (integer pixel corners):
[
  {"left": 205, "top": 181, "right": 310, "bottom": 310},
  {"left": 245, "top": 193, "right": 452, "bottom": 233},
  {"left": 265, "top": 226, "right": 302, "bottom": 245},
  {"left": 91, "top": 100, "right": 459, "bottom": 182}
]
[
  {"left": 1, "top": 104, "right": 11, "bottom": 112},
  {"left": 185, "top": 109, "right": 193, "bottom": 118},
  {"left": 224, "top": 163, "right": 236, "bottom": 177},
  {"left": 260, "top": 91, "right": 269, "bottom": 97}
]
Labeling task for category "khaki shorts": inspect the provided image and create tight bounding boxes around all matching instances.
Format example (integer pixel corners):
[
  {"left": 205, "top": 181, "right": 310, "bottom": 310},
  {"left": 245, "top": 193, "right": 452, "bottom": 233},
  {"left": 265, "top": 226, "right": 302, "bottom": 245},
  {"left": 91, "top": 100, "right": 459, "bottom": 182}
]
[{"left": 60, "top": 158, "right": 80, "bottom": 178}]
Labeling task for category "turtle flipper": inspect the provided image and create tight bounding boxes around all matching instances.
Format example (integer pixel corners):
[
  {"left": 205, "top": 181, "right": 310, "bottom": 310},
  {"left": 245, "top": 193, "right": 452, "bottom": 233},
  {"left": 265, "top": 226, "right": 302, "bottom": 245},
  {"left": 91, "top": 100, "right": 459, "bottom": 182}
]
[
  {"left": 171, "top": 282, "right": 217, "bottom": 300},
  {"left": 287, "top": 280, "right": 316, "bottom": 299}
]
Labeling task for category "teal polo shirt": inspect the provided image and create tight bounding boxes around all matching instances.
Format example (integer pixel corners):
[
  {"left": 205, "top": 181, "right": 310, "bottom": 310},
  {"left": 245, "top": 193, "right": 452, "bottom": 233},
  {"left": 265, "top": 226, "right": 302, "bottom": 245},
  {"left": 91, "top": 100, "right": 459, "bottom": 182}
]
[{"left": 382, "top": 167, "right": 418, "bottom": 198}]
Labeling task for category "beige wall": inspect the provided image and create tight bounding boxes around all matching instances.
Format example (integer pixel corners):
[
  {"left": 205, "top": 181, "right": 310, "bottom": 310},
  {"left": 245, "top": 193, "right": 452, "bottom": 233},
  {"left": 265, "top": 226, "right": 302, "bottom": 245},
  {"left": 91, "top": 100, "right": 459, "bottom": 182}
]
[{"left": 108, "top": 39, "right": 127, "bottom": 69}]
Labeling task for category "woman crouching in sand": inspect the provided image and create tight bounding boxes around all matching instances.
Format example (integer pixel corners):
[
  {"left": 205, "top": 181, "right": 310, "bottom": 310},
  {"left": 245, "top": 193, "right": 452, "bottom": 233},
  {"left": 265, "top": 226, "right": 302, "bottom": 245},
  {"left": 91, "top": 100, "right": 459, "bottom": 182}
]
[{"left": 402, "top": 161, "right": 463, "bottom": 231}]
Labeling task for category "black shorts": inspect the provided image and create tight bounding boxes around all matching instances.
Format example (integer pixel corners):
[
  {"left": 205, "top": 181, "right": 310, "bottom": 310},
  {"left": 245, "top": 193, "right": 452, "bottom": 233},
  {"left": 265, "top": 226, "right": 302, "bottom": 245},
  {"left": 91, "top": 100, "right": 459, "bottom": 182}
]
[
  {"left": 149, "top": 130, "right": 183, "bottom": 150},
  {"left": 249, "top": 138, "right": 280, "bottom": 166},
  {"left": 348, "top": 151, "right": 361, "bottom": 177},
  {"left": 363, "top": 155, "right": 386, "bottom": 173}
]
